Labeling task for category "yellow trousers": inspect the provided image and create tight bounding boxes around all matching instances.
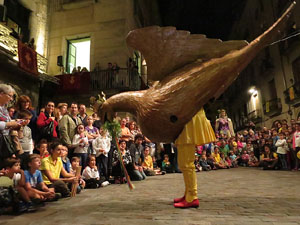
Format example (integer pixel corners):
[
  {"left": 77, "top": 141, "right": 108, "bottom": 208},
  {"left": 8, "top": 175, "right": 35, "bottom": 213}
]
[
  {"left": 175, "top": 108, "right": 216, "bottom": 203},
  {"left": 177, "top": 144, "right": 197, "bottom": 202}
]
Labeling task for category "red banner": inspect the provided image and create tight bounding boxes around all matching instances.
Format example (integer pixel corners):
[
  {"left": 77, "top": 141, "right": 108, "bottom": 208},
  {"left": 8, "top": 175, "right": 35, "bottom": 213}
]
[
  {"left": 17, "top": 40, "right": 38, "bottom": 75},
  {"left": 55, "top": 72, "right": 90, "bottom": 94}
]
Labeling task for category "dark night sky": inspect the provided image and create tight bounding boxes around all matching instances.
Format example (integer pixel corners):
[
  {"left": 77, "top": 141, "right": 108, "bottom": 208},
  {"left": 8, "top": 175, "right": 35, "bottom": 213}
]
[{"left": 158, "top": 0, "right": 247, "bottom": 40}]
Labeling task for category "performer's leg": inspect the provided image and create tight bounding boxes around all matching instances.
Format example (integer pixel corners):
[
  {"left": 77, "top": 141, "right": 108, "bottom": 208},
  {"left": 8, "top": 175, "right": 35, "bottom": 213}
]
[{"left": 177, "top": 144, "right": 197, "bottom": 203}]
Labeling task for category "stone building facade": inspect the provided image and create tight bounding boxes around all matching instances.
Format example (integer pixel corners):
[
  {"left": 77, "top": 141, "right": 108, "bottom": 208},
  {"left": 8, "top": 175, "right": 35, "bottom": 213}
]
[{"left": 207, "top": 0, "right": 300, "bottom": 130}]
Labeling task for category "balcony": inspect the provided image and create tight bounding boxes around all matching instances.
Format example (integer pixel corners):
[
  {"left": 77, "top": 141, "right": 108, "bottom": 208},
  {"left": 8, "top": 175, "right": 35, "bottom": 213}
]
[
  {"left": 263, "top": 98, "right": 282, "bottom": 117},
  {"left": 0, "top": 22, "right": 48, "bottom": 74},
  {"left": 247, "top": 109, "right": 262, "bottom": 123},
  {"left": 283, "top": 82, "right": 300, "bottom": 106},
  {"left": 55, "top": 68, "right": 142, "bottom": 96}
]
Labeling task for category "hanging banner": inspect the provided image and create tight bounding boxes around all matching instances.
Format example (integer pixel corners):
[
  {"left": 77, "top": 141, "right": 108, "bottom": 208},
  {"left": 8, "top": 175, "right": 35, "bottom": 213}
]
[
  {"left": 17, "top": 40, "right": 38, "bottom": 75},
  {"left": 289, "top": 87, "right": 295, "bottom": 100},
  {"left": 265, "top": 101, "right": 270, "bottom": 113}
]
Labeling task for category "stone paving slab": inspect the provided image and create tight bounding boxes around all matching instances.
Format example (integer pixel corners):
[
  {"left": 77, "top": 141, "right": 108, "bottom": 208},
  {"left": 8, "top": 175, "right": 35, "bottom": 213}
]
[{"left": 1, "top": 168, "right": 300, "bottom": 225}]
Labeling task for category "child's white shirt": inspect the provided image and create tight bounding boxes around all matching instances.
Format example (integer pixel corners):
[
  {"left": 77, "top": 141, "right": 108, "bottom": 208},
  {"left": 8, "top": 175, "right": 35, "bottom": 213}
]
[
  {"left": 275, "top": 139, "right": 288, "bottom": 154},
  {"left": 72, "top": 134, "right": 89, "bottom": 153},
  {"left": 19, "top": 126, "right": 34, "bottom": 154},
  {"left": 82, "top": 166, "right": 99, "bottom": 180},
  {"left": 92, "top": 135, "right": 111, "bottom": 157}
]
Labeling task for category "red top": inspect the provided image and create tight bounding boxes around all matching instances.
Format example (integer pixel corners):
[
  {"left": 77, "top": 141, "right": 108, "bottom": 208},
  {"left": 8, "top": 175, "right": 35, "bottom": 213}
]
[{"left": 37, "top": 112, "right": 58, "bottom": 138}]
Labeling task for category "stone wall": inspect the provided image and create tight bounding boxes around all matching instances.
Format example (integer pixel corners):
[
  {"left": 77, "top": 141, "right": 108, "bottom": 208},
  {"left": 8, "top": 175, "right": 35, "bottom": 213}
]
[{"left": 47, "top": 0, "right": 138, "bottom": 76}]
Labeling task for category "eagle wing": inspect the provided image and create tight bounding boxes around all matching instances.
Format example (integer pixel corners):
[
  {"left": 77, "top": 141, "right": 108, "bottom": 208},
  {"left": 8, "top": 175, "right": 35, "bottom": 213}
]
[{"left": 126, "top": 26, "right": 248, "bottom": 81}]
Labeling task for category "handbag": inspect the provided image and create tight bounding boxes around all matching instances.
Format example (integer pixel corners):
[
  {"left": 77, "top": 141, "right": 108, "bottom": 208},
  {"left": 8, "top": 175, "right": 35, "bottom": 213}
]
[
  {"left": 40, "top": 121, "right": 54, "bottom": 138},
  {"left": 0, "top": 133, "right": 17, "bottom": 161}
]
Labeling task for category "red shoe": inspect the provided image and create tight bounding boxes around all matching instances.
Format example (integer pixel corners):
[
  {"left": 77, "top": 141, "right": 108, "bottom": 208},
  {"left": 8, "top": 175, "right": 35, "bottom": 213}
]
[
  {"left": 173, "top": 196, "right": 185, "bottom": 203},
  {"left": 174, "top": 199, "right": 199, "bottom": 208}
]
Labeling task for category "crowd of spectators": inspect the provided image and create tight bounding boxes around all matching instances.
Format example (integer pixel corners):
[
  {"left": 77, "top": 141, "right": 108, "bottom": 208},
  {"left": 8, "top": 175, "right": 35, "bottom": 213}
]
[
  {"left": 194, "top": 119, "right": 300, "bottom": 172},
  {"left": 1, "top": 83, "right": 300, "bottom": 214}
]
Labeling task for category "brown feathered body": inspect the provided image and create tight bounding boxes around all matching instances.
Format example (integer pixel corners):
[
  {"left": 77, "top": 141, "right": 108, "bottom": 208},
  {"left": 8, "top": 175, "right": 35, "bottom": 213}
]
[{"left": 100, "top": 3, "right": 295, "bottom": 143}]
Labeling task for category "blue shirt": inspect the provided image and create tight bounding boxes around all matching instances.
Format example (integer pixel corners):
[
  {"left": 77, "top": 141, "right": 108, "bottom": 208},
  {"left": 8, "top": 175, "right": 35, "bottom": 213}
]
[{"left": 24, "top": 170, "right": 43, "bottom": 188}]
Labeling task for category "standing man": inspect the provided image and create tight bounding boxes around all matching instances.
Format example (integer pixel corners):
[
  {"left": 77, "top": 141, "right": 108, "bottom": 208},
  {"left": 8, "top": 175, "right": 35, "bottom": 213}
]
[
  {"left": 59, "top": 103, "right": 82, "bottom": 152},
  {"left": 78, "top": 104, "right": 88, "bottom": 126}
]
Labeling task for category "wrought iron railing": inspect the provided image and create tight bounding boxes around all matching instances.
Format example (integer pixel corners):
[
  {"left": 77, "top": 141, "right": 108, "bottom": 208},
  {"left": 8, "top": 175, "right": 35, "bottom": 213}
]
[
  {"left": 283, "top": 82, "right": 300, "bottom": 105},
  {"left": 263, "top": 98, "right": 282, "bottom": 117},
  {"left": 90, "top": 68, "right": 141, "bottom": 91},
  {"left": 0, "top": 23, "right": 48, "bottom": 74}
]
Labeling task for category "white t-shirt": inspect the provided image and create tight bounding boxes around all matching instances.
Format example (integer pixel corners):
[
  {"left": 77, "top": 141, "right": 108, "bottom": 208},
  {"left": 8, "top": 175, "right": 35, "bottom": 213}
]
[{"left": 82, "top": 166, "right": 99, "bottom": 180}]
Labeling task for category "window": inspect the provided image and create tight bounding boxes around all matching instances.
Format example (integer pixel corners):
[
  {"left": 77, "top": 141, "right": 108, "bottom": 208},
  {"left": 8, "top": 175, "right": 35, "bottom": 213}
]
[
  {"left": 268, "top": 79, "right": 277, "bottom": 100},
  {"left": 66, "top": 37, "right": 90, "bottom": 73}
]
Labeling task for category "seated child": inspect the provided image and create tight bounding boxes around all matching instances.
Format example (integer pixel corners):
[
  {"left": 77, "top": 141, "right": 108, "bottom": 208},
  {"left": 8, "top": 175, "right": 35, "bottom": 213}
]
[
  {"left": 248, "top": 151, "right": 259, "bottom": 167},
  {"left": 199, "top": 153, "right": 211, "bottom": 171},
  {"left": 229, "top": 150, "right": 239, "bottom": 168},
  {"left": 162, "top": 154, "right": 174, "bottom": 173},
  {"left": 212, "top": 147, "right": 227, "bottom": 169},
  {"left": 220, "top": 152, "right": 230, "bottom": 169},
  {"left": 0, "top": 158, "right": 37, "bottom": 213},
  {"left": 70, "top": 157, "right": 85, "bottom": 193},
  {"left": 61, "top": 145, "right": 71, "bottom": 174},
  {"left": 82, "top": 155, "right": 108, "bottom": 188},
  {"left": 34, "top": 139, "right": 49, "bottom": 159},
  {"left": 206, "top": 152, "right": 216, "bottom": 170},
  {"left": 225, "top": 156, "right": 233, "bottom": 168},
  {"left": 194, "top": 155, "right": 202, "bottom": 172},
  {"left": 142, "top": 145, "right": 157, "bottom": 176},
  {"left": 240, "top": 150, "right": 250, "bottom": 166},
  {"left": 24, "top": 154, "right": 58, "bottom": 201}
]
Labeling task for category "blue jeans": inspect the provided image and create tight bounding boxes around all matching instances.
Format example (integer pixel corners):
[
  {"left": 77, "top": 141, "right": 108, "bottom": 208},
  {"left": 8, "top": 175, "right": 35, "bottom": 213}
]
[
  {"left": 278, "top": 153, "right": 287, "bottom": 170},
  {"left": 130, "top": 169, "right": 146, "bottom": 181}
]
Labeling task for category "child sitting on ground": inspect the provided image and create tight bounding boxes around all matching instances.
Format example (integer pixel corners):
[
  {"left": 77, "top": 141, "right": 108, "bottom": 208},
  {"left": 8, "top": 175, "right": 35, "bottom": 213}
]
[
  {"left": 162, "top": 154, "right": 173, "bottom": 173},
  {"left": 34, "top": 139, "right": 49, "bottom": 159},
  {"left": 70, "top": 157, "right": 85, "bottom": 193},
  {"left": 82, "top": 155, "right": 109, "bottom": 188},
  {"left": 142, "top": 145, "right": 164, "bottom": 175},
  {"left": 199, "top": 153, "right": 211, "bottom": 171},
  {"left": 240, "top": 150, "right": 250, "bottom": 166},
  {"left": 220, "top": 152, "right": 230, "bottom": 169},
  {"left": 24, "top": 154, "right": 58, "bottom": 202},
  {"left": 194, "top": 154, "right": 202, "bottom": 172},
  {"left": 61, "top": 145, "right": 71, "bottom": 174},
  {"left": 229, "top": 150, "right": 239, "bottom": 168},
  {"left": 0, "top": 158, "right": 37, "bottom": 213},
  {"left": 248, "top": 151, "right": 259, "bottom": 167},
  {"left": 225, "top": 156, "right": 233, "bottom": 168}
]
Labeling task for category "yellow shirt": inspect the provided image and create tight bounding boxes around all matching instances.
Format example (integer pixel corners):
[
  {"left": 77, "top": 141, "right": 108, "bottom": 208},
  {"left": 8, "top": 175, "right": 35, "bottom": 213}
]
[
  {"left": 212, "top": 153, "right": 221, "bottom": 163},
  {"left": 260, "top": 152, "right": 278, "bottom": 160},
  {"left": 40, "top": 156, "right": 63, "bottom": 185},
  {"left": 142, "top": 155, "right": 153, "bottom": 169}
]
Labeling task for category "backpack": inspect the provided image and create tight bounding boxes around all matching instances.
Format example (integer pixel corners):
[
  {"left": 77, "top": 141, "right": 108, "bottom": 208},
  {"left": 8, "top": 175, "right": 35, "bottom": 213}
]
[{"left": 0, "top": 186, "right": 19, "bottom": 214}]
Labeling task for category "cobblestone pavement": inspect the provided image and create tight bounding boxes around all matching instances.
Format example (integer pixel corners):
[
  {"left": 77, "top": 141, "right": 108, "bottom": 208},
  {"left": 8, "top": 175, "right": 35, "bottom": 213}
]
[{"left": 1, "top": 168, "right": 300, "bottom": 225}]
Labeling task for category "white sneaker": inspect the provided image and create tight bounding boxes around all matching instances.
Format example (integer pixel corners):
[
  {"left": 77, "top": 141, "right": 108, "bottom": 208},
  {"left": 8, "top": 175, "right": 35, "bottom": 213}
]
[{"left": 101, "top": 181, "right": 110, "bottom": 187}]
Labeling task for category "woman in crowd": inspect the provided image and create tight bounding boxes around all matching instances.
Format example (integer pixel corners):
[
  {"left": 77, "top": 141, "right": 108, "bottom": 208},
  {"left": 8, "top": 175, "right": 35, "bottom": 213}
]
[
  {"left": 37, "top": 101, "right": 58, "bottom": 142},
  {"left": 260, "top": 145, "right": 278, "bottom": 170},
  {"left": 112, "top": 139, "right": 134, "bottom": 183},
  {"left": 0, "top": 84, "right": 23, "bottom": 167},
  {"left": 14, "top": 95, "right": 38, "bottom": 141}
]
